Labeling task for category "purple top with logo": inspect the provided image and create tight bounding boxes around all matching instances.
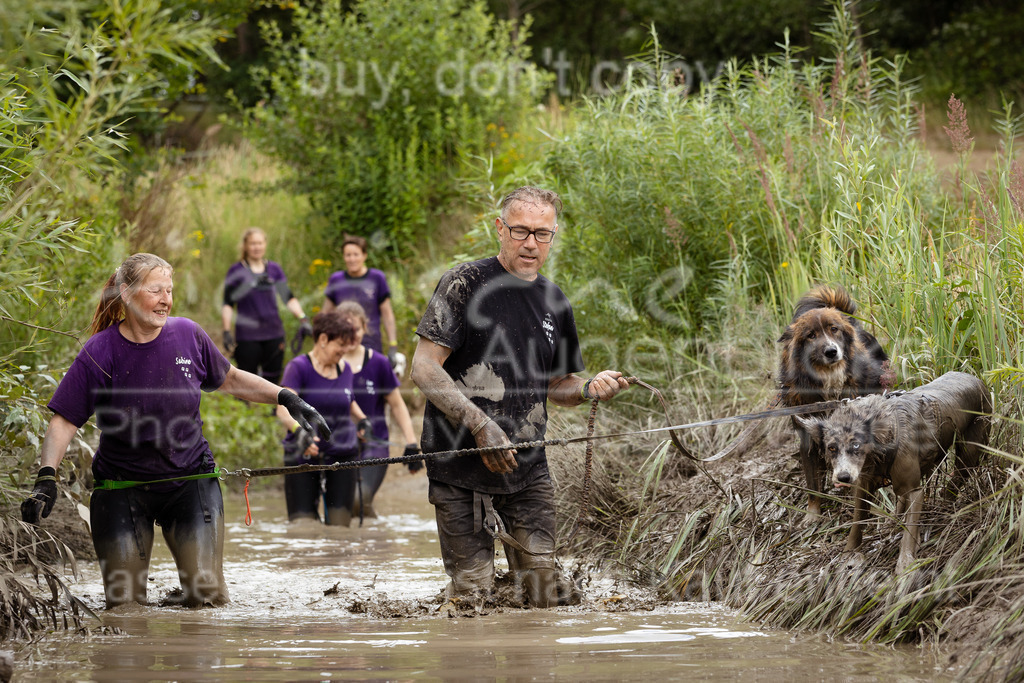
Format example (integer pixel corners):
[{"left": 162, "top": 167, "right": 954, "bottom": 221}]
[
  {"left": 280, "top": 354, "right": 359, "bottom": 463},
  {"left": 223, "top": 260, "right": 292, "bottom": 342},
  {"left": 324, "top": 268, "right": 390, "bottom": 352},
  {"left": 47, "top": 317, "right": 230, "bottom": 484},
  {"left": 352, "top": 348, "right": 399, "bottom": 460}
]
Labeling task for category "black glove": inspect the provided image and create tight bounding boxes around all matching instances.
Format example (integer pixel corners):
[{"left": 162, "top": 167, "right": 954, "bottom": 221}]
[
  {"left": 356, "top": 418, "right": 372, "bottom": 440},
  {"left": 21, "top": 467, "right": 58, "bottom": 525},
  {"left": 222, "top": 330, "right": 235, "bottom": 352},
  {"left": 403, "top": 444, "right": 424, "bottom": 473},
  {"left": 387, "top": 346, "right": 399, "bottom": 368},
  {"left": 291, "top": 318, "right": 313, "bottom": 355},
  {"left": 278, "top": 389, "right": 332, "bottom": 441}
]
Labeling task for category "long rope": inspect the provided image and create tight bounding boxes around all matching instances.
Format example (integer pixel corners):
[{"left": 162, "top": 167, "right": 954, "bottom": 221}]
[{"left": 94, "top": 392, "right": 847, "bottom": 491}]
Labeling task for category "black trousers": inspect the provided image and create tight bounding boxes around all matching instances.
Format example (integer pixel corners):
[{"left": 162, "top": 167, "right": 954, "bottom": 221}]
[
  {"left": 284, "top": 468, "right": 357, "bottom": 526},
  {"left": 90, "top": 477, "right": 227, "bottom": 608},
  {"left": 234, "top": 336, "right": 285, "bottom": 384}
]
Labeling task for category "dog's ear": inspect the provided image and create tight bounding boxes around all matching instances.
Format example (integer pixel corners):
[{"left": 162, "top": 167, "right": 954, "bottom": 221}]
[
  {"left": 777, "top": 327, "right": 793, "bottom": 344},
  {"left": 793, "top": 415, "right": 820, "bottom": 443},
  {"left": 866, "top": 414, "right": 896, "bottom": 449}
]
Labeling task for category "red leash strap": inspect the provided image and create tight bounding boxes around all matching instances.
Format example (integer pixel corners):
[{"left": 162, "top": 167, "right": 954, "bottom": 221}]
[{"left": 244, "top": 479, "right": 253, "bottom": 526}]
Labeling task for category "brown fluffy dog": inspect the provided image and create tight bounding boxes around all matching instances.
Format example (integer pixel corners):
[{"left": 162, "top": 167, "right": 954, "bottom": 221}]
[
  {"left": 778, "top": 286, "right": 894, "bottom": 515},
  {"left": 794, "top": 372, "right": 990, "bottom": 573}
]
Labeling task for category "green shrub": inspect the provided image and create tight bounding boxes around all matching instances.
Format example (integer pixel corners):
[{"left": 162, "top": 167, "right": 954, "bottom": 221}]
[
  {"left": 241, "top": 0, "right": 550, "bottom": 259},
  {"left": 0, "top": 0, "right": 226, "bottom": 444},
  {"left": 540, "top": 17, "right": 935, "bottom": 368}
]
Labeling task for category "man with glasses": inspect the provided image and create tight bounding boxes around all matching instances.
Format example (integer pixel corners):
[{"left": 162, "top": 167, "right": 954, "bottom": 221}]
[{"left": 411, "top": 186, "right": 629, "bottom": 607}]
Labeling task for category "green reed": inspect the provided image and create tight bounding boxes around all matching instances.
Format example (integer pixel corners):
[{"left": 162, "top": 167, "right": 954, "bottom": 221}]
[{"left": 547, "top": 4, "right": 1024, "bottom": 676}]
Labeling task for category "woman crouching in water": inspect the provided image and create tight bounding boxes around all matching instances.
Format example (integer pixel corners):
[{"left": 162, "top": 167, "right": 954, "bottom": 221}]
[
  {"left": 334, "top": 301, "right": 421, "bottom": 520},
  {"left": 21, "top": 253, "right": 330, "bottom": 608},
  {"left": 278, "top": 310, "right": 372, "bottom": 526}
]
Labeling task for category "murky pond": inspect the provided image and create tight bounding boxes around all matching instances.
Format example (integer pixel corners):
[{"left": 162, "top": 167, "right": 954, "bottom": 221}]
[{"left": 17, "top": 472, "right": 953, "bottom": 681}]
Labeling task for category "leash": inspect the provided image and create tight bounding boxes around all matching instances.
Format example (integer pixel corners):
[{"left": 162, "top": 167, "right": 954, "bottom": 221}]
[
  {"left": 92, "top": 387, "right": 850, "bottom": 526},
  {"left": 94, "top": 395, "right": 848, "bottom": 490}
]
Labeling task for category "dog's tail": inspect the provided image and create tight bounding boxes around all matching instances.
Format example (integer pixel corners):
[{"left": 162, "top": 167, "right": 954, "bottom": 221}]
[{"left": 791, "top": 285, "right": 855, "bottom": 320}]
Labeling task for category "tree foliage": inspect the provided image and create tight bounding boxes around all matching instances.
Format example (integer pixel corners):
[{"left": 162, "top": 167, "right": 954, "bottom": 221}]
[
  {"left": 242, "top": 0, "right": 549, "bottom": 258},
  {"left": 536, "top": 8, "right": 936, "bottom": 369}
]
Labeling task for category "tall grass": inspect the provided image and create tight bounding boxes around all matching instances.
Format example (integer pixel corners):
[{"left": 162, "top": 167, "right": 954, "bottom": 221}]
[
  {"left": 171, "top": 143, "right": 322, "bottom": 329},
  {"left": 543, "top": 3, "right": 1024, "bottom": 677},
  {"left": 542, "top": 17, "right": 934, "bottom": 377}
]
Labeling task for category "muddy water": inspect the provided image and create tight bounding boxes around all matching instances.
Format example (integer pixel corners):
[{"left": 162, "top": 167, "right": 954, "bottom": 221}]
[{"left": 18, "top": 472, "right": 952, "bottom": 681}]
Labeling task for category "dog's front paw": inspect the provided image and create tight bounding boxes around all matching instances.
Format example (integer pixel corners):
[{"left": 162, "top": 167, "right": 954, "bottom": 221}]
[{"left": 800, "top": 509, "right": 822, "bottom": 528}]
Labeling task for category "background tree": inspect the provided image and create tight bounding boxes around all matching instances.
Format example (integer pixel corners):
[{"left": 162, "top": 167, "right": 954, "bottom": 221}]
[{"left": 241, "top": 0, "right": 549, "bottom": 259}]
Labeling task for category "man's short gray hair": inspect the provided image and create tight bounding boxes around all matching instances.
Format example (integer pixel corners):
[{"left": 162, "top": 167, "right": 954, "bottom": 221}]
[{"left": 500, "top": 186, "right": 562, "bottom": 221}]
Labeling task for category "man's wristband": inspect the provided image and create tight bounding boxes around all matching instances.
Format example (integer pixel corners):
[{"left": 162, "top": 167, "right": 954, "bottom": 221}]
[
  {"left": 580, "top": 379, "right": 594, "bottom": 401},
  {"left": 471, "top": 416, "right": 492, "bottom": 436},
  {"left": 35, "top": 466, "right": 57, "bottom": 483}
]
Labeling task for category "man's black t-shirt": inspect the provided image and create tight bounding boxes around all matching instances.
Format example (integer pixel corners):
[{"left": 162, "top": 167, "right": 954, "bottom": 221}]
[{"left": 416, "top": 256, "right": 585, "bottom": 494}]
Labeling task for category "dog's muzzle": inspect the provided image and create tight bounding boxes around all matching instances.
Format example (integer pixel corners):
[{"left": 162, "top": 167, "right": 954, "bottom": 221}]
[{"left": 822, "top": 341, "right": 843, "bottom": 363}]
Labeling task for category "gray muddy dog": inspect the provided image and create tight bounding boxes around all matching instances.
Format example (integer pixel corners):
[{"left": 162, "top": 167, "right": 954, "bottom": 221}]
[{"left": 794, "top": 371, "right": 991, "bottom": 574}]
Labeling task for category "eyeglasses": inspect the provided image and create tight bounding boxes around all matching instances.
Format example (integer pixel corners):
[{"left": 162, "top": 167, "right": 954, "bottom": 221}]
[{"left": 500, "top": 217, "right": 557, "bottom": 244}]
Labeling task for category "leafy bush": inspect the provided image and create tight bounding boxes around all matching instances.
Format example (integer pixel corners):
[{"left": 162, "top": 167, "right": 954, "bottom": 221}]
[
  {"left": 0, "top": 0, "right": 229, "bottom": 638},
  {"left": 0, "top": 0, "right": 226, "bottom": 437},
  {"left": 242, "top": 0, "right": 550, "bottom": 259},
  {"left": 531, "top": 11, "right": 939, "bottom": 375}
]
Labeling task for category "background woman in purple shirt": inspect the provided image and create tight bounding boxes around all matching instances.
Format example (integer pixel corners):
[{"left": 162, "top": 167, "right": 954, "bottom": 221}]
[
  {"left": 222, "top": 228, "right": 312, "bottom": 384},
  {"left": 335, "top": 302, "right": 421, "bottom": 519},
  {"left": 322, "top": 234, "right": 399, "bottom": 367},
  {"left": 20, "top": 253, "right": 330, "bottom": 609},
  {"left": 277, "top": 310, "right": 371, "bottom": 527}
]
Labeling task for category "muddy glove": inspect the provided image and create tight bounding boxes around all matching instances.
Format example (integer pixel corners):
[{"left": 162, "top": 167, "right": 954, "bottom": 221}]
[
  {"left": 290, "top": 318, "right": 313, "bottom": 355},
  {"left": 387, "top": 345, "right": 400, "bottom": 369},
  {"left": 278, "top": 389, "right": 331, "bottom": 441},
  {"left": 356, "top": 418, "right": 372, "bottom": 441},
  {"left": 403, "top": 444, "right": 424, "bottom": 473},
  {"left": 21, "top": 467, "right": 58, "bottom": 525},
  {"left": 222, "top": 330, "right": 235, "bottom": 353}
]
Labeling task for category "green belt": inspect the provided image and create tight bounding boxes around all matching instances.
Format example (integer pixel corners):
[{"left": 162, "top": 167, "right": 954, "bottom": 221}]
[{"left": 94, "top": 468, "right": 226, "bottom": 491}]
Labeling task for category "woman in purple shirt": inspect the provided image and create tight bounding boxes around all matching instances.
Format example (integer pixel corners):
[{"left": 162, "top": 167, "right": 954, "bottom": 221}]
[
  {"left": 335, "top": 302, "right": 421, "bottom": 519},
  {"left": 322, "top": 234, "right": 399, "bottom": 366},
  {"left": 222, "top": 228, "right": 312, "bottom": 384},
  {"left": 277, "top": 310, "right": 372, "bottom": 527},
  {"left": 20, "top": 253, "right": 330, "bottom": 608}
]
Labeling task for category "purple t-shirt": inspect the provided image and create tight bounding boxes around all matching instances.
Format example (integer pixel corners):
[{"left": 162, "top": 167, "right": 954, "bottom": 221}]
[
  {"left": 352, "top": 348, "right": 399, "bottom": 460},
  {"left": 48, "top": 317, "right": 230, "bottom": 484},
  {"left": 223, "top": 260, "right": 291, "bottom": 342},
  {"left": 323, "top": 268, "right": 390, "bottom": 352},
  {"left": 281, "top": 354, "right": 358, "bottom": 463}
]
